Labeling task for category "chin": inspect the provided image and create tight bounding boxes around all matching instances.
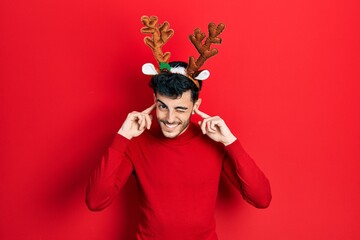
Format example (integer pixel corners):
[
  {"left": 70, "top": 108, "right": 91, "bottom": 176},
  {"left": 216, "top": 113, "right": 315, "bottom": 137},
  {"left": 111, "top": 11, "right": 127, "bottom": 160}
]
[{"left": 160, "top": 129, "right": 181, "bottom": 138}]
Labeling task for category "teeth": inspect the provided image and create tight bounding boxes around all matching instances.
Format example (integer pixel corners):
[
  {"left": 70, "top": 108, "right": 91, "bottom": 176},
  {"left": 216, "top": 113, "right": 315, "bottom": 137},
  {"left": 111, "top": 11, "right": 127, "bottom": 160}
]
[{"left": 165, "top": 123, "right": 177, "bottom": 128}]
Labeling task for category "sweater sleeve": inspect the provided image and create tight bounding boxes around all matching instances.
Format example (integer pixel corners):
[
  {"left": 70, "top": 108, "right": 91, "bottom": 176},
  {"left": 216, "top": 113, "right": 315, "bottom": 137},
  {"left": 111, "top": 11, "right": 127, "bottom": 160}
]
[
  {"left": 222, "top": 140, "right": 272, "bottom": 208},
  {"left": 86, "top": 134, "right": 134, "bottom": 211}
]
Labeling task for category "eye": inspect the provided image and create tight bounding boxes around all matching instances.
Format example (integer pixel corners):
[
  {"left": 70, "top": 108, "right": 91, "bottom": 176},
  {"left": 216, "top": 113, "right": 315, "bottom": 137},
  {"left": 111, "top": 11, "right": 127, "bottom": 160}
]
[
  {"left": 175, "top": 108, "right": 187, "bottom": 113},
  {"left": 158, "top": 104, "right": 168, "bottom": 110}
]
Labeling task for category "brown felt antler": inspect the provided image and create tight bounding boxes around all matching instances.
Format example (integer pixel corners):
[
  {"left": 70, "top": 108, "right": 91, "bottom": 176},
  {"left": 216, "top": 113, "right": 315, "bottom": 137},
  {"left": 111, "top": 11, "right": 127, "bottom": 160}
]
[
  {"left": 187, "top": 23, "right": 225, "bottom": 76},
  {"left": 141, "top": 16, "right": 174, "bottom": 65}
]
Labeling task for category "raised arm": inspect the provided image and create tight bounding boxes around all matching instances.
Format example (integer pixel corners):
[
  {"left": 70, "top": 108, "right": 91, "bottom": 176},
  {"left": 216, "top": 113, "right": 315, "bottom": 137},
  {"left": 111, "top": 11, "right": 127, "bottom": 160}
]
[
  {"left": 86, "top": 104, "right": 155, "bottom": 211},
  {"left": 195, "top": 108, "right": 271, "bottom": 208}
]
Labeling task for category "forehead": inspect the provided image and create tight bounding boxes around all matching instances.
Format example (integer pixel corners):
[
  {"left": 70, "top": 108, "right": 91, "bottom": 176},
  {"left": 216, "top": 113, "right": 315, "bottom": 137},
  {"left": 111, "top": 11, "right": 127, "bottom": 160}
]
[{"left": 155, "top": 91, "right": 193, "bottom": 107}]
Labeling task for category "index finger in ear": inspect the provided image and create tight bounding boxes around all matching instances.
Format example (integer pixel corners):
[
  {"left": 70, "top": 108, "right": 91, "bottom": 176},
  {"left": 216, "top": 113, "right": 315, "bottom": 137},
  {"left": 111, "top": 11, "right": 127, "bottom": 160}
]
[
  {"left": 194, "top": 108, "right": 211, "bottom": 119},
  {"left": 142, "top": 103, "right": 156, "bottom": 114}
]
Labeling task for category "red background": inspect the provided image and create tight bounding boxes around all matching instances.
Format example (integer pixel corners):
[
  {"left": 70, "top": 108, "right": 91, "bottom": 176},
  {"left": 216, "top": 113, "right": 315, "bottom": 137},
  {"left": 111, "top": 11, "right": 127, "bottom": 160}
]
[{"left": 1, "top": 0, "right": 360, "bottom": 239}]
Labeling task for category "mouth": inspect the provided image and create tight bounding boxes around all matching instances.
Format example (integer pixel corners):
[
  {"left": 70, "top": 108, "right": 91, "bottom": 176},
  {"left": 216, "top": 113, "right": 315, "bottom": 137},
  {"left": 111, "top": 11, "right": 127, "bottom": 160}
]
[{"left": 162, "top": 121, "right": 180, "bottom": 130}]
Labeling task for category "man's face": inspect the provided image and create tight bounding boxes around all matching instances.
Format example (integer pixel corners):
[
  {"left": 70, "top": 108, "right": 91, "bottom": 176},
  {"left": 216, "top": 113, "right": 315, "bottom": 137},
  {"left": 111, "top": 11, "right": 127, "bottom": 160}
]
[{"left": 155, "top": 90, "right": 201, "bottom": 138}]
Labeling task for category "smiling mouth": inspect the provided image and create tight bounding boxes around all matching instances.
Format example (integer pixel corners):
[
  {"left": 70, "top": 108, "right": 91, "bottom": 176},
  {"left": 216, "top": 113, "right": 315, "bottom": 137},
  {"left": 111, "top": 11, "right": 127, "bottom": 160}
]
[{"left": 162, "top": 122, "right": 179, "bottom": 129}]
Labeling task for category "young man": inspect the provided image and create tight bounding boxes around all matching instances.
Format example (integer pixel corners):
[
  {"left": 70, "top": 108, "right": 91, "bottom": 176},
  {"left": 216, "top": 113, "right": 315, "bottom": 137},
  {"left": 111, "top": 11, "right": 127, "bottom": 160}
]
[{"left": 86, "top": 61, "right": 272, "bottom": 240}]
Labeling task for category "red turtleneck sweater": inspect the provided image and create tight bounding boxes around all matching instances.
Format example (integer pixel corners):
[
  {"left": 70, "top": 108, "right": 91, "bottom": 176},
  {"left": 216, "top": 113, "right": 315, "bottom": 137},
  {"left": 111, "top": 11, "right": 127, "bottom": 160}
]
[{"left": 86, "top": 121, "right": 271, "bottom": 240}]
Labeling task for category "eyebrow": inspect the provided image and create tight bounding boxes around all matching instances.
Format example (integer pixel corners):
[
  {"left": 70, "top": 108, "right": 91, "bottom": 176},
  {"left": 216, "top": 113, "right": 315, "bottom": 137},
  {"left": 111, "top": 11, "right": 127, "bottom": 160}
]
[{"left": 156, "top": 99, "right": 188, "bottom": 110}]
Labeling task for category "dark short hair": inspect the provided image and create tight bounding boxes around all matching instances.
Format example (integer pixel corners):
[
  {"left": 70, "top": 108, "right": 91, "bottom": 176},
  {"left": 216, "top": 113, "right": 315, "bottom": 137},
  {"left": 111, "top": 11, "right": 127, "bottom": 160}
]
[{"left": 149, "top": 61, "right": 202, "bottom": 102}]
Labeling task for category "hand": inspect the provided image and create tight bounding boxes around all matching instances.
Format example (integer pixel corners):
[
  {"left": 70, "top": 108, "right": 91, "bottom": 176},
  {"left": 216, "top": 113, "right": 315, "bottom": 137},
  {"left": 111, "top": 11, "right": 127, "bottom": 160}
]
[
  {"left": 118, "top": 103, "right": 155, "bottom": 140},
  {"left": 195, "top": 108, "right": 237, "bottom": 146}
]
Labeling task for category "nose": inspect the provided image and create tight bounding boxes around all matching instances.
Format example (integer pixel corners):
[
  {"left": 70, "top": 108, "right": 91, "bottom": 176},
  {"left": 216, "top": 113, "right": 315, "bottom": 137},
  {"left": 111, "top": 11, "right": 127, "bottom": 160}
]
[{"left": 166, "top": 109, "right": 176, "bottom": 123}]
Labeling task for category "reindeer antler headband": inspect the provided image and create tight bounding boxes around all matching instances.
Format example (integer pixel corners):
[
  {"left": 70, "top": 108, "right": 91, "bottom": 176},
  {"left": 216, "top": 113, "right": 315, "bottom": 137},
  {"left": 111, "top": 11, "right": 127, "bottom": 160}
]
[{"left": 141, "top": 15, "right": 225, "bottom": 88}]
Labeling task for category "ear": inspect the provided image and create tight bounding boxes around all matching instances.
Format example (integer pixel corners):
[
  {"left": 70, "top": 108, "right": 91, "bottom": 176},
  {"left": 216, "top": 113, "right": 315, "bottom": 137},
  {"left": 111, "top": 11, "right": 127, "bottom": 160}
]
[
  {"left": 194, "top": 70, "right": 210, "bottom": 80},
  {"left": 193, "top": 98, "right": 202, "bottom": 114},
  {"left": 142, "top": 63, "right": 159, "bottom": 75}
]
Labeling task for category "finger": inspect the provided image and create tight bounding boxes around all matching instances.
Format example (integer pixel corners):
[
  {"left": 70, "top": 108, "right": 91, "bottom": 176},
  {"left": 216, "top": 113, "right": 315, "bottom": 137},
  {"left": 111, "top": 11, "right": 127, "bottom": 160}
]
[
  {"left": 142, "top": 103, "right": 156, "bottom": 114},
  {"left": 199, "top": 118, "right": 208, "bottom": 134},
  {"left": 127, "top": 111, "right": 141, "bottom": 121},
  {"left": 137, "top": 115, "right": 146, "bottom": 131},
  {"left": 143, "top": 113, "right": 152, "bottom": 129},
  {"left": 210, "top": 118, "right": 224, "bottom": 132},
  {"left": 202, "top": 117, "right": 222, "bottom": 133},
  {"left": 194, "top": 108, "right": 211, "bottom": 119},
  {"left": 207, "top": 120, "right": 217, "bottom": 133}
]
